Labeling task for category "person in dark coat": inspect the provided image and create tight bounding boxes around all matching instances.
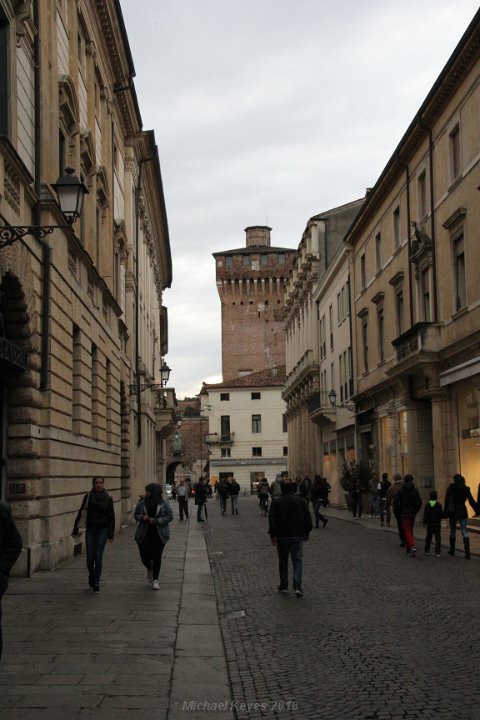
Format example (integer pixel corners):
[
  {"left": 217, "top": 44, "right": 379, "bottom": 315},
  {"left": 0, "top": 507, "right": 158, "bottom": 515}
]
[
  {"left": 311, "top": 475, "right": 328, "bottom": 528},
  {"left": 0, "top": 502, "right": 22, "bottom": 660},
  {"left": 268, "top": 481, "right": 313, "bottom": 596},
  {"left": 72, "top": 476, "right": 115, "bottom": 593},
  {"left": 229, "top": 477, "right": 241, "bottom": 515},
  {"left": 385, "top": 473, "right": 405, "bottom": 546},
  {"left": 193, "top": 476, "right": 208, "bottom": 522},
  {"left": 422, "top": 490, "right": 443, "bottom": 557},
  {"left": 134, "top": 483, "right": 173, "bottom": 589},
  {"left": 444, "top": 474, "right": 478, "bottom": 559},
  {"left": 393, "top": 474, "right": 422, "bottom": 557}
]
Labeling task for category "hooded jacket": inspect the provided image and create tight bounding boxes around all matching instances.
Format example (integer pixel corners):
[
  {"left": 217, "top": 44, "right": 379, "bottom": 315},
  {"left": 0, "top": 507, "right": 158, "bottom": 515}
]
[{"left": 394, "top": 481, "right": 422, "bottom": 517}]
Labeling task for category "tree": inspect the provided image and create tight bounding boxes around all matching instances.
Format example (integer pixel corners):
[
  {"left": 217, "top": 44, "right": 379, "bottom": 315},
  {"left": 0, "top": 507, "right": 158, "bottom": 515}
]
[{"left": 340, "top": 460, "right": 373, "bottom": 493}]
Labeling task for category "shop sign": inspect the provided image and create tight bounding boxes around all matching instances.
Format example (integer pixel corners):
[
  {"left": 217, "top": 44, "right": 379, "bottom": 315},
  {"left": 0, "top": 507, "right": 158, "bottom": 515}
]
[{"left": 0, "top": 337, "right": 27, "bottom": 370}]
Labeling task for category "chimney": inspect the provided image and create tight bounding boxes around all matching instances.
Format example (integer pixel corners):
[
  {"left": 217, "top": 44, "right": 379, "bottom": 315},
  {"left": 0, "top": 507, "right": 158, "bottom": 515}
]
[{"left": 245, "top": 226, "right": 272, "bottom": 248}]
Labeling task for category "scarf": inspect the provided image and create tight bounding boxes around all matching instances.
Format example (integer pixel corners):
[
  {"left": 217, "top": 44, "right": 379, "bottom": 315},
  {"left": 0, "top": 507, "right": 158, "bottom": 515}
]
[{"left": 88, "top": 488, "right": 110, "bottom": 512}]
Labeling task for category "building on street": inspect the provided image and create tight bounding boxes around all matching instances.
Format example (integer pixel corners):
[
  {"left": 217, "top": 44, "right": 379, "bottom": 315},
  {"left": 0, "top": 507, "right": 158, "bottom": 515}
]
[{"left": 0, "top": 0, "right": 174, "bottom": 573}]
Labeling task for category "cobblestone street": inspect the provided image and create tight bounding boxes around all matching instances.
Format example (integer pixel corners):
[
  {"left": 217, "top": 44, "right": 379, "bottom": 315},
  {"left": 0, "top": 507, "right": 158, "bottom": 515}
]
[{"left": 206, "top": 496, "right": 480, "bottom": 720}]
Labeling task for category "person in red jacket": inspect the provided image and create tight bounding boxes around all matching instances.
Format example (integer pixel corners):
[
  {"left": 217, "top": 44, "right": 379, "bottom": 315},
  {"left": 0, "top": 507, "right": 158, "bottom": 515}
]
[{"left": 393, "top": 474, "right": 422, "bottom": 557}]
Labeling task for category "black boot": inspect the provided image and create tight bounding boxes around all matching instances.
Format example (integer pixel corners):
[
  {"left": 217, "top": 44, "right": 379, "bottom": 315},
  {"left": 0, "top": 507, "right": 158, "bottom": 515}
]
[
  {"left": 448, "top": 536, "right": 455, "bottom": 556},
  {"left": 463, "top": 537, "right": 471, "bottom": 559}
]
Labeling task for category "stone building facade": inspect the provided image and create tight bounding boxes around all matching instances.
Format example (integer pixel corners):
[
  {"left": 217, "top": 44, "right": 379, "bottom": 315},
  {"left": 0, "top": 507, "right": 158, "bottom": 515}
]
[
  {"left": 283, "top": 200, "right": 363, "bottom": 499},
  {"left": 213, "top": 226, "right": 296, "bottom": 380},
  {"left": 346, "top": 9, "right": 480, "bottom": 504},
  {"left": 0, "top": 1, "right": 173, "bottom": 574},
  {"left": 285, "top": 9, "right": 480, "bottom": 508}
]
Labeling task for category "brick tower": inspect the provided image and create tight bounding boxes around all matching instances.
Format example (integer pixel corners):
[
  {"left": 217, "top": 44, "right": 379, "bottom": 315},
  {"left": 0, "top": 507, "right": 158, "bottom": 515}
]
[{"left": 213, "top": 226, "right": 296, "bottom": 381}]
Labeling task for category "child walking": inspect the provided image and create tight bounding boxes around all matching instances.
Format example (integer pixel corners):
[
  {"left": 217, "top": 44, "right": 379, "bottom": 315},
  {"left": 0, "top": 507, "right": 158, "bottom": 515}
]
[{"left": 423, "top": 490, "right": 443, "bottom": 557}]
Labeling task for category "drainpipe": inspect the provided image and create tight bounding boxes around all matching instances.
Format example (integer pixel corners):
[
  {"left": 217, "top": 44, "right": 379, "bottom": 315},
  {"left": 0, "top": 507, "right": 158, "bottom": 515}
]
[
  {"left": 135, "top": 149, "right": 158, "bottom": 446},
  {"left": 33, "top": 0, "right": 50, "bottom": 390}
]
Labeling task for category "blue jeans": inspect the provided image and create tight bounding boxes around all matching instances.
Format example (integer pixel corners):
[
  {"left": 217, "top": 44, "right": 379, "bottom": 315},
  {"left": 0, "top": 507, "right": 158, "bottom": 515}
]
[
  {"left": 85, "top": 526, "right": 108, "bottom": 585},
  {"left": 277, "top": 539, "right": 304, "bottom": 590},
  {"left": 230, "top": 495, "right": 238, "bottom": 514},
  {"left": 449, "top": 516, "right": 468, "bottom": 539}
]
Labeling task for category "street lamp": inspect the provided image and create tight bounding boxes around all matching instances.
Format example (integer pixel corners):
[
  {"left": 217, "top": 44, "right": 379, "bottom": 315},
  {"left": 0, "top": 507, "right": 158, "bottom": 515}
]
[
  {"left": 129, "top": 359, "right": 171, "bottom": 394},
  {"left": 328, "top": 388, "right": 356, "bottom": 413},
  {"left": 0, "top": 168, "right": 88, "bottom": 249}
]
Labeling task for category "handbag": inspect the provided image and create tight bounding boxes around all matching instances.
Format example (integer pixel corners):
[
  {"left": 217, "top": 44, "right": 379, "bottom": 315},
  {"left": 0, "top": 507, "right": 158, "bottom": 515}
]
[{"left": 77, "top": 493, "right": 89, "bottom": 530}]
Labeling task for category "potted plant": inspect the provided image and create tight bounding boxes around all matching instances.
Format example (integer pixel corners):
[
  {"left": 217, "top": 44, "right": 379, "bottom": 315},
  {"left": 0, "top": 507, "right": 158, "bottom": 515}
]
[{"left": 340, "top": 460, "right": 374, "bottom": 508}]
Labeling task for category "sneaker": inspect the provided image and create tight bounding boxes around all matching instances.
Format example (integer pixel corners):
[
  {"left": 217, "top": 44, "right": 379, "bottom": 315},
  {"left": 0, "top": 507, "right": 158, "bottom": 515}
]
[
  {"left": 93, "top": 585, "right": 100, "bottom": 594},
  {"left": 435, "top": 553, "right": 441, "bottom": 557},
  {"left": 147, "top": 570, "right": 153, "bottom": 585},
  {"left": 411, "top": 548, "right": 416, "bottom": 557},
  {"left": 152, "top": 580, "right": 159, "bottom": 590},
  {"left": 278, "top": 585, "right": 288, "bottom": 594},
  {"left": 295, "top": 588, "right": 304, "bottom": 597},
  {"left": 323, "top": 519, "right": 328, "bottom": 528}
]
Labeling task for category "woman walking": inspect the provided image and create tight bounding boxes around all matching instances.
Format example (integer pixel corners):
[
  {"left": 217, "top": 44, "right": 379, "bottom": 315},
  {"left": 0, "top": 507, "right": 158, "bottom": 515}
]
[
  {"left": 72, "top": 476, "right": 115, "bottom": 593},
  {"left": 134, "top": 483, "right": 173, "bottom": 589},
  {"left": 444, "top": 474, "right": 478, "bottom": 559}
]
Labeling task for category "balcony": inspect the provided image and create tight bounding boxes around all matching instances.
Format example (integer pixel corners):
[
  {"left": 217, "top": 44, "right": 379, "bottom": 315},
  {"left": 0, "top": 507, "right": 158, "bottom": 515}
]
[
  {"left": 389, "top": 322, "right": 442, "bottom": 376},
  {"left": 284, "top": 349, "right": 319, "bottom": 400},
  {"left": 307, "top": 391, "right": 336, "bottom": 426},
  {"left": 205, "top": 432, "right": 235, "bottom": 445}
]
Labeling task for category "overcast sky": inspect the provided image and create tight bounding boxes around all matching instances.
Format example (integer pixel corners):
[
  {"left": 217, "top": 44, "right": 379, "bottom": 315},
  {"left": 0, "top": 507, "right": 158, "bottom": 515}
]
[{"left": 120, "top": 0, "right": 479, "bottom": 399}]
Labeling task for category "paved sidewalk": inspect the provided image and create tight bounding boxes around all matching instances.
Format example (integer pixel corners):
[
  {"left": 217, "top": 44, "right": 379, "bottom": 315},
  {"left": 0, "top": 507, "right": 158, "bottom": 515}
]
[
  {"left": 326, "top": 503, "right": 480, "bottom": 555},
  {"left": 0, "top": 513, "right": 232, "bottom": 720}
]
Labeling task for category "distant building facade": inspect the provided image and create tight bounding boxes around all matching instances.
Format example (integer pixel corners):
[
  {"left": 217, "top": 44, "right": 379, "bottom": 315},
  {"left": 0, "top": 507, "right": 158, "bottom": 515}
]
[
  {"left": 203, "top": 367, "right": 288, "bottom": 493},
  {"left": 213, "top": 226, "right": 295, "bottom": 380}
]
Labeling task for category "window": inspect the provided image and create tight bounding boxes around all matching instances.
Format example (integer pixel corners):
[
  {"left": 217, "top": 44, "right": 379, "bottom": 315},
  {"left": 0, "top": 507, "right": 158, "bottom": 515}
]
[
  {"left": 418, "top": 170, "right": 427, "bottom": 219},
  {"left": 320, "top": 314, "right": 326, "bottom": 359},
  {"left": 251, "top": 392, "right": 261, "bottom": 400},
  {"left": 396, "top": 291, "right": 404, "bottom": 336},
  {"left": 261, "top": 254, "right": 268, "bottom": 266},
  {"left": 421, "top": 267, "right": 431, "bottom": 321},
  {"left": 453, "top": 234, "right": 466, "bottom": 311},
  {"left": 449, "top": 124, "right": 461, "bottom": 181},
  {"left": 393, "top": 206, "right": 401, "bottom": 249},
  {"left": 225, "top": 255, "right": 232, "bottom": 268},
  {"left": 377, "top": 307, "right": 385, "bottom": 362},
  {"left": 339, "top": 353, "right": 344, "bottom": 402},
  {"left": 361, "top": 318, "right": 369, "bottom": 372},
  {"left": 252, "top": 447, "right": 262, "bottom": 457},
  {"left": 252, "top": 414, "right": 262, "bottom": 433},
  {"left": 360, "top": 254, "right": 366, "bottom": 289},
  {"left": 329, "top": 304, "right": 334, "bottom": 350},
  {"left": 243, "top": 254, "right": 250, "bottom": 267},
  {"left": 283, "top": 446, "right": 288, "bottom": 456},
  {"left": 220, "top": 415, "right": 230, "bottom": 439},
  {"left": 278, "top": 253, "right": 285, "bottom": 266},
  {"left": 282, "top": 414, "right": 287, "bottom": 433},
  {"left": 221, "top": 448, "right": 231, "bottom": 458},
  {"left": 375, "top": 232, "right": 382, "bottom": 271},
  {"left": 220, "top": 393, "right": 230, "bottom": 401},
  {"left": 331, "top": 362, "right": 335, "bottom": 391}
]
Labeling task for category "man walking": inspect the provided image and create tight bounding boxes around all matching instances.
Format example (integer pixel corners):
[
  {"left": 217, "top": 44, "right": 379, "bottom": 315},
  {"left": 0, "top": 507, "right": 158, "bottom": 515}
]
[
  {"left": 229, "top": 476, "right": 240, "bottom": 515},
  {"left": 268, "top": 481, "right": 312, "bottom": 597},
  {"left": 176, "top": 478, "right": 189, "bottom": 520},
  {"left": 0, "top": 502, "right": 22, "bottom": 660}
]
